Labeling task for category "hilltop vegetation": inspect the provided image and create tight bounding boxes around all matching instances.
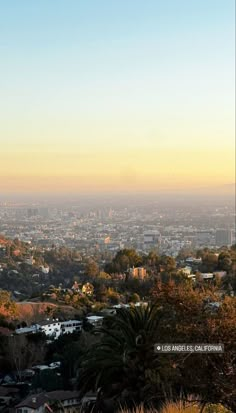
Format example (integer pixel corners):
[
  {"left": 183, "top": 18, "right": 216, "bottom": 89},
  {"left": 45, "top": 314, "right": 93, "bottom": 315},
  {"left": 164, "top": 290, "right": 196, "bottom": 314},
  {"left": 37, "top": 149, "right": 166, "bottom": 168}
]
[
  {"left": 0, "top": 235, "right": 235, "bottom": 299},
  {"left": 0, "top": 236, "right": 236, "bottom": 411}
]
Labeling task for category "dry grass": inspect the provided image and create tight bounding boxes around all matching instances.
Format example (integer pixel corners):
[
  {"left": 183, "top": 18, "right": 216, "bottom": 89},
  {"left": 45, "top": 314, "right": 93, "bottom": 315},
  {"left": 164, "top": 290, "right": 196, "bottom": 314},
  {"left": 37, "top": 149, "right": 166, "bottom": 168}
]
[
  {"left": 160, "top": 400, "right": 202, "bottom": 413},
  {"left": 118, "top": 406, "right": 156, "bottom": 413},
  {"left": 118, "top": 402, "right": 200, "bottom": 413},
  {"left": 15, "top": 301, "right": 76, "bottom": 322},
  {"left": 118, "top": 401, "right": 232, "bottom": 413}
]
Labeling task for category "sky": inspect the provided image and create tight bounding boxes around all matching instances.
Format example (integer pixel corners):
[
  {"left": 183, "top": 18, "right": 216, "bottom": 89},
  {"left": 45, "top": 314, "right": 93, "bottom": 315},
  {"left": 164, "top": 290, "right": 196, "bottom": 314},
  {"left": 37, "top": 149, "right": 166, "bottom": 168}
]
[{"left": 0, "top": 0, "right": 235, "bottom": 194}]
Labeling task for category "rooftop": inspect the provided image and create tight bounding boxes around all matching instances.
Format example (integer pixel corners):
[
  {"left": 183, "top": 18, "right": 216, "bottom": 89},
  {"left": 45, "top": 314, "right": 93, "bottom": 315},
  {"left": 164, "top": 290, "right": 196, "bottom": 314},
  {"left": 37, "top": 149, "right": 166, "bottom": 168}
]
[{"left": 16, "top": 391, "right": 80, "bottom": 409}]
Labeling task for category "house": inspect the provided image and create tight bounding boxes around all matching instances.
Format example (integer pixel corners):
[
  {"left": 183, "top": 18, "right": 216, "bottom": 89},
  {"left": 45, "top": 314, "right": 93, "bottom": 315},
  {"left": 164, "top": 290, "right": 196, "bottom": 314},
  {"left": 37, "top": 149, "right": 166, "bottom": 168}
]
[
  {"left": 39, "top": 321, "right": 61, "bottom": 339},
  {"left": 15, "top": 325, "right": 40, "bottom": 335},
  {"left": 40, "top": 266, "right": 50, "bottom": 274},
  {"left": 128, "top": 267, "right": 147, "bottom": 280},
  {"left": 0, "top": 386, "right": 20, "bottom": 410},
  {"left": 213, "top": 271, "right": 227, "bottom": 279},
  {"left": 71, "top": 281, "right": 80, "bottom": 292},
  {"left": 60, "top": 320, "right": 82, "bottom": 334},
  {"left": 15, "top": 319, "right": 82, "bottom": 339},
  {"left": 100, "top": 308, "right": 116, "bottom": 316},
  {"left": 80, "top": 392, "right": 97, "bottom": 410},
  {"left": 15, "top": 390, "right": 80, "bottom": 413},
  {"left": 86, "top": 315, "right": 103, "bottom": 327},
  {"left": 185, "top": 257, "right": 202, "bottom": 264},
  {"left": 112, "top": 304, "right": 130, "bottom": 309},
  {"left": 199, "top": 273, "right": 214, "bottom": 280}
]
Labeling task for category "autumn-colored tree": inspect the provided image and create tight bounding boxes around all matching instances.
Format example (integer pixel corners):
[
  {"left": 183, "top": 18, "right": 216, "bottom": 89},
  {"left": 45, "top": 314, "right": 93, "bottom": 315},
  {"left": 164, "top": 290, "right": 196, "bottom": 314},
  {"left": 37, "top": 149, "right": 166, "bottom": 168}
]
[
  {"left": 85, "top": 258, "right": 99, "bottom": 277},
  {"left": 0, "top": 290, "right": 17, "bottom": 318},
  {"left": 151, "top": 282, "right": 236, "bottom": 411}
]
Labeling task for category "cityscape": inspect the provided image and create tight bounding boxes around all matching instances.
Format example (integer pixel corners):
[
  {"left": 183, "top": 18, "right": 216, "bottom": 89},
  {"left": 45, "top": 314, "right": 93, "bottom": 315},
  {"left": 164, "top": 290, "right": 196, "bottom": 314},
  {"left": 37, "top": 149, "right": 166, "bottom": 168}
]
[
  {"left": 0, "top": 197, "right": 235, "bottom": 257},
  {"left": 0, "top": 0, "right": 235, "bottom": 413}
]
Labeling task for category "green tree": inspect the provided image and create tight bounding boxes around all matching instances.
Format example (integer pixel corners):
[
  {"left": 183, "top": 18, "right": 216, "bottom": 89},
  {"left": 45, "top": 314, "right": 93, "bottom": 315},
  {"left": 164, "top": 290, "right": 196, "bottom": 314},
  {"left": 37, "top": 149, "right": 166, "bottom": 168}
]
[
  {"left": 78, "top": 305, "right": 177, "bottom": 409},
  {"left": 159, "top": 255, "right": 176, "bottom": 272},
  {"left": 32, "top": 369, "right": 63, "bottom": 391},
  {"left": 218, "top": 252, "right": 232, "bottom": 273},
  {"left": 105, "top": 249, "right": 143, "bottom": 274}
]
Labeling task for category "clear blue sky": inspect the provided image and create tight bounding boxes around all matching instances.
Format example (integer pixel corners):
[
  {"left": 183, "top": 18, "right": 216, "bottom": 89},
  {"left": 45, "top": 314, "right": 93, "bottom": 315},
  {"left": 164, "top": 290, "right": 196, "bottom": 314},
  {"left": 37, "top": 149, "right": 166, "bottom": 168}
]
[{"left": 0, "top": 0, "right": 235, "bottom": 193}]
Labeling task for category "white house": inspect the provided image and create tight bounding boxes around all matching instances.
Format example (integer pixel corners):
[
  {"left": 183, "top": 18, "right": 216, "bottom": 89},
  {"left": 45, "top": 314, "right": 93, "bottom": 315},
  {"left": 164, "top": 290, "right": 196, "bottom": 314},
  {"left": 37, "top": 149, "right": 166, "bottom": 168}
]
[
  {"left": 15, "top": 324, "right": 41, "bottom": 335},
  {"left": 61, "top": 320, "right": 82, "bottom": 334},
  {"left": 200, "top": 273, "right": 214, "bottom": 280},
  {"left": 39, "top": 320, "right": 61, "bottom": 339},
  {"left": 86, "top": 315, "right": 103, "bottom": 327},
  {"left": 15, "top": 319, "right": 82, "bottom": 339},
  {"left": 40, "top": 266, "right": 50, "bottom": 274}
]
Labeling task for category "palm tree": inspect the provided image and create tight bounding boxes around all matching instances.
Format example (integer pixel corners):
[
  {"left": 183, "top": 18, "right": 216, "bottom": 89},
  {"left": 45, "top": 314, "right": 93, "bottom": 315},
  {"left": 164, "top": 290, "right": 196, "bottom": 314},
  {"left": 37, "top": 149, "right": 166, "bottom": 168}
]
[{"left": 77, "top": 305, "right": 175, "bottom": 409}]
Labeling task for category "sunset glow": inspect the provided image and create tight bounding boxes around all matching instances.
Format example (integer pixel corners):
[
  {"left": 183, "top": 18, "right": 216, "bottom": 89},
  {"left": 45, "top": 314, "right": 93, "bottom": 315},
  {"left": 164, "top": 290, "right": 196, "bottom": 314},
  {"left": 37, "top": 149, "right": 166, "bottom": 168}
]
[{"left": 0, "top": 0, "right": 235, "bottom": 194}]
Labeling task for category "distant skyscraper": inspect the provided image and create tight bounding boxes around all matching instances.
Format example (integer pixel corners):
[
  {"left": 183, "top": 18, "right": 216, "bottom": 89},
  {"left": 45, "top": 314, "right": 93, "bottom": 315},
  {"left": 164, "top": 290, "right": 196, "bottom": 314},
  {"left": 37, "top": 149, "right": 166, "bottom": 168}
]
[
  {"left": 143, "top": 230, "right": 161, "bottom": 250},
  {"left": 215, "top": 229, "right": 233, "bottom": 247},
  {"left": 27, "top": 208, "right": 39, "bottom": 218}
]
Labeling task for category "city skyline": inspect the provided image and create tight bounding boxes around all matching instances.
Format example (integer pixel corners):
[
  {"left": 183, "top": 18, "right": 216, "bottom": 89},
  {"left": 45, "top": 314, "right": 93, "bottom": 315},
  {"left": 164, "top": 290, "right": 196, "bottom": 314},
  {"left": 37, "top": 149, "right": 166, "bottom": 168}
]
[{"left": 0, "top": 0, "right": 235, "bottom": 194}]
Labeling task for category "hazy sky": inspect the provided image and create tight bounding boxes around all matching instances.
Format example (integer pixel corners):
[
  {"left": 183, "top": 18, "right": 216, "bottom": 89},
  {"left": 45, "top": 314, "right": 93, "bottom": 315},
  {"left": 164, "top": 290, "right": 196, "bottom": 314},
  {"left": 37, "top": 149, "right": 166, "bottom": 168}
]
[{"left": 0, "top": 0, "right": 235, "bottom": 193}]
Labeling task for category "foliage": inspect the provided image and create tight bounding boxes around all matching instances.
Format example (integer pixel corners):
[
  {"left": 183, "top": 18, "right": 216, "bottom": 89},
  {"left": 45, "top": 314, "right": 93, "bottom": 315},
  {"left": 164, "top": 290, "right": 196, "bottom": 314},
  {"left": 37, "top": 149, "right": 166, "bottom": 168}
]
[
  {"left": 152, "top": 282, "right": 236, "bottom": 411},
  {"left": 3, "top": 334, "right": 47, "bottom": 377},
  {"left": 32, "top": 368, "right": 63, "bottom": 391},
  {"left": 0, "top": 290, "right": 18, "bottom": 318},
  {"left": 85, "top": 258, "right": 99, "bottom": 277},
  {"left": 105, "top": 249, "right": 143, "bottom": 274},
  {"left": 78, "top": 305, "right": 179, "bottom": 409}
]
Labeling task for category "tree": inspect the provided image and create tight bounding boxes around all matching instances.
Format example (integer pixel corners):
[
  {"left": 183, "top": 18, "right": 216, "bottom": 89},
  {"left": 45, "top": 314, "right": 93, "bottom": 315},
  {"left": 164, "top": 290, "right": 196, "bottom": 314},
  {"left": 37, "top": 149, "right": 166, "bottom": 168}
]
[
  {"left": 105, "top": 249, "right": 143, "bottom": 274},
  {"left": 95, "top": 284, "right": 108, "bottom": 303},
  {"left": 77, "top": 305, "right": 178, "bottom": 409},
  {"left": 218, "top": 252, "right": 232, "bottom": 273},
  {"left": 151, "top": 283, "right": 236, "bottom": 411},
  {"left": 201, "top": 253, "right": 219, "bottom": 272},
  {"left": 32, "top": 368, "right": 63, "bottom": 391},
  {"left": 0, "top": 290, "right": 17, "bottom": 318},
  {"left": 6, "top": 334, "right": 46, "bottom": 379},
  {"left": 98, "top": 271, "right": 111, "bottom": 280},
  {"left": 159, "top": 255, "right": 176, "bottom": 272},
  {"left": 129, "top": 293, "right": 140, "bottom": 303},
  {"left": 107, "top": 287, "right": 120, "bottom": 305},
  {"left": 85, "top": 259, "right": 99, "bottom": 277}
]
